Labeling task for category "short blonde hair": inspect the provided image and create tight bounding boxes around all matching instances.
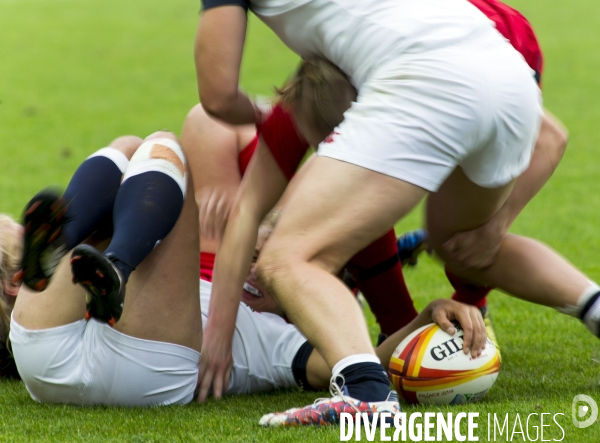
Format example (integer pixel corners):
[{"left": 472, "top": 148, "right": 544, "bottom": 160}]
[
  {"left": 276, "top": 58, "right": 357, "bottom": 143},
  {"left": 0, "top": 214, "right": 22, "bottom": 347}
]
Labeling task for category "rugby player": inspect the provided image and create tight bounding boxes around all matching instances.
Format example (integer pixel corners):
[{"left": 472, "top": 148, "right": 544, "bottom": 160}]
[
  {"left": 0, "top": 214, "right": 22, "bottom": 379},
  {"left": 195, "top": 0, "right": 600, "bottom": 425},
  {"left": 181, "top": 103, "right": 423, "bottom": 339},
  {"left": 9, "top": 132, "right": 478, "bottom": 407}
]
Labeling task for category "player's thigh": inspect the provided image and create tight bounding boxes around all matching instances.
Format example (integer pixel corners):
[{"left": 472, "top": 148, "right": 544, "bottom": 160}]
[
  {"left": 259, "top": 156, "right": 427, "bottom": 275},
  {"left": 114, "top": 179, "right": 202, "bottom": 352},
  {"left": 426, "top": 167, "right": 515, "bottom": 258},
  {"left": 12, "top": 253, "right": 87, "bottom": 330}
]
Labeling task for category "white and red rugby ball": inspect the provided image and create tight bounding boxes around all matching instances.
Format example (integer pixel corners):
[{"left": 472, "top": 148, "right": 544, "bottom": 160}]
[{"left": 388, "top": 322, "right": 500, "bottom": 405}]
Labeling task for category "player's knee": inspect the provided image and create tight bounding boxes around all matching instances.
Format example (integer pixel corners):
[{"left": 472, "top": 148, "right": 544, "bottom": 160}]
[
  {"left": 108, "top": 135, "right": 144, "bottom": 160},
  {"left": 144, "top": 130, "right": 177, "bottom": 143},
  {"left": 255, "top": 247, "right": 291, "bottom": 297},
  {"left": 124, "top": 137, "right": 188, "bottom": 196}
]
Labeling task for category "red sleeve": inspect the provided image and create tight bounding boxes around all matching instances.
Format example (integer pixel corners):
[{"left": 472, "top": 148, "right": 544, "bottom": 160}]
[{"left": 257, "top": 104, "right": 310, "bottom": 181}]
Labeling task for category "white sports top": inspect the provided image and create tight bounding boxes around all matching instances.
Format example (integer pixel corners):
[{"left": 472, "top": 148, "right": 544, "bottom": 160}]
[{"left": 206, "top": 0, "right": 497, "bottom": 88}]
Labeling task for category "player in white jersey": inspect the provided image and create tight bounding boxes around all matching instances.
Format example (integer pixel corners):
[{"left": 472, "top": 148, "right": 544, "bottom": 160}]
[
  {"left": 194, "top": 0, "right": 600, "bottom": 426},
  {"left": 8, "top": 129, "right": 479, "bottom": 406}
]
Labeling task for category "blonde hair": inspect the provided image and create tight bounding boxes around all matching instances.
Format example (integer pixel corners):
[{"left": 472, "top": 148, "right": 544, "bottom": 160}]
[
  {"left": 0, "top": 214, "right": 22, "bottom": 350},
  {"left": 275, "top": 58, "right": 357, "bottom": 143}
]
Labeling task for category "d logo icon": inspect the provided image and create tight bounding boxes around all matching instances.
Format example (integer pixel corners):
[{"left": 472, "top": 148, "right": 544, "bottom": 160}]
[{"left": 572, "top": 394, "right": 598, "bottom": 429}]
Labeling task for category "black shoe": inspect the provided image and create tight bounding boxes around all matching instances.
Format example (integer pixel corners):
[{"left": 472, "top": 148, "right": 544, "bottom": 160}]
[
  {"left": 70, "top": 244, "right": 125, "bottom": 326},
  {"left": 18, "top": 188, "right": 68, "bottom": 291}
]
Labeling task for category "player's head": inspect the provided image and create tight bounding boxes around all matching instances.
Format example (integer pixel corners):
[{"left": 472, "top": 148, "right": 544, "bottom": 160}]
[
  {"left": 0, "top": 214, "right": 23, "bottom": 350},
  {"left": 276, "top": 57, "right": 357, "bottom": 146},
  {"left": 241, "top": 211, "right": 285, "bottom": 316}
]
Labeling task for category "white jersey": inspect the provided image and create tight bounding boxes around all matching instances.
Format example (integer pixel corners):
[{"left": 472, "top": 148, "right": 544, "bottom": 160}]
[{"left": 249, "top": 0, "right": 497, "bottom": 88}]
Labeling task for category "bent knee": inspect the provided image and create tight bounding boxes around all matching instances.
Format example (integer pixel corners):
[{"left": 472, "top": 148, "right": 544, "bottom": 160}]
[
  {"left": 108, "top": 135, "right": 144, "bottom": 160},
  {"left": 125, "top": 136, "right": 188, "bottom": 195},
  {"left": 144, "top": 130, "right": 178, "bottom": 143}
]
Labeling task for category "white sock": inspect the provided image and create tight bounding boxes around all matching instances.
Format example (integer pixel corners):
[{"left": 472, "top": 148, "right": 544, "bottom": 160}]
[
  {"left": 87, "top": 147, "right": 129, "bottom": 173},
  {"left": 557, "top": 282, "right": 600, "bottom": 336}
]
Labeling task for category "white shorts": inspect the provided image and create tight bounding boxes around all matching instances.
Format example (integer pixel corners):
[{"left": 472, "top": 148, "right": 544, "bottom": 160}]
[
  {"left": 318, "top": 30, "right": 543, "bottom": 191},
  {"left": 200, "top": 279, "right": 306, "bottom": 395},
  {"left": 9, "top": 316, "right": 200, "bottom": 406},
  {"left": 10, "top": 281, "right": 307, "bottom": 406}
]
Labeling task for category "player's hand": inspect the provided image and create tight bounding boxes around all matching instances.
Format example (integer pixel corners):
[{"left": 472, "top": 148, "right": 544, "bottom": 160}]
[
  {"left": 196, "top": 323, "right": 234, "bottom": 402},
  {"left": 442, "top": 208, "right": 510, "bottom": 271},
  {"left": 198, "top": 187, "right": 237, "bottom": 241},
  {"left": 426, "top": 299, "right": 487, "bottom": 359}
]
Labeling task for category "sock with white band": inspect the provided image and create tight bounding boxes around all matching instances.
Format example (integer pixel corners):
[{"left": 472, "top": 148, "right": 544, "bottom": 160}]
[
  {"left": 103, "top": 138, "right": 186, "bottom": 282},
  {"left": 332, "top": 354, "right": 392, "bottom": 402},
  {"left": 556, "top": 282, "right": 600, "bottom": 336},
  {"left": 62, "top": 147, "right": 129, "bottom": 249},
  {"left": 580, "top": 288, "right": 600, "bottom": 337}
]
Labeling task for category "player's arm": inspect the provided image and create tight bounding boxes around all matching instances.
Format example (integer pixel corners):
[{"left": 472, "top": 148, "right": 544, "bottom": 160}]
[
  {"left": 197, "top": 141, "right": 289, "bottom": 401},
  {"left": 195, "top": 5, "right": 261, "bottom": 125},
  {"left": 305, "top": 298, "right": 485, "bottom": 389},
  {"left": 181, "top": 105, "right": 244, "bottom": 243}
]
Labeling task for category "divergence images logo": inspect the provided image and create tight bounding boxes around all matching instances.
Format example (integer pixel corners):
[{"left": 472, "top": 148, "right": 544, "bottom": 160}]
[{"left": 572, "top": 395, "right": 598, "bottom": 429}]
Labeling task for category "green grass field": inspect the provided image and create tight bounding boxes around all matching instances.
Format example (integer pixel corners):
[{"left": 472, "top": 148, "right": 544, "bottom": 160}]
[{"left": 1, "top": 0, "right": 600, "bottom": 441}]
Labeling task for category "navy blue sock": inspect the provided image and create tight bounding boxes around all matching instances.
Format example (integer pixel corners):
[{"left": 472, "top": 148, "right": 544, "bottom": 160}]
[
  {"left": 63, "top": 155, "right": 124, "bottom": 249},
  {"left": 338, "top": 362, "right": 392, "bottom": 402},
  {"left": 104, "top": 171, "right": 184, "bottom": 282}
]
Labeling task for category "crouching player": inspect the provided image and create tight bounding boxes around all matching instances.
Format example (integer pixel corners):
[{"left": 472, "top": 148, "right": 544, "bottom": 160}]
[{"left": 10, "top": 131, "right": 479, "bottom": 407}]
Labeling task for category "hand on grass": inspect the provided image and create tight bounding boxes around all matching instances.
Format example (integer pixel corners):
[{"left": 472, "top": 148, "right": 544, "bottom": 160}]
[{"left": 196, "top": 323, "right": 234, "bottom": 402}]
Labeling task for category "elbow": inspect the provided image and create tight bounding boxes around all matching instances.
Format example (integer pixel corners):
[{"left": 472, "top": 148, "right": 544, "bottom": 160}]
[{"left": 200, "top": 90, "right": 237, "bottom": 122}]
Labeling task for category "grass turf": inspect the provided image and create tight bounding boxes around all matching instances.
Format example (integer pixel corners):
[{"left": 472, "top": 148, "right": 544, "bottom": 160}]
[{"left": 1, "top": 0, "right": 600, "bottom": 441}]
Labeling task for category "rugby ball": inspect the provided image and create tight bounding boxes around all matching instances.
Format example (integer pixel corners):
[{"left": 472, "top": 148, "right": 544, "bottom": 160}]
[{"left": 388, "top": 322, "right": 500, "bottom": 405}]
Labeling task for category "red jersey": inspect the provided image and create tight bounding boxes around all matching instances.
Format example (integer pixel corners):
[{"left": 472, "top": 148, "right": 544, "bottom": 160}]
[{"left": 469, "top": 0, "right": 543, "bottom": 85}]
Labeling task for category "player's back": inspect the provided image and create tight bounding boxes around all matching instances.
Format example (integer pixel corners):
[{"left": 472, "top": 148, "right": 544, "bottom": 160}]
[{"left": 250, "top": 0, "right": 504, "bottom": 87}]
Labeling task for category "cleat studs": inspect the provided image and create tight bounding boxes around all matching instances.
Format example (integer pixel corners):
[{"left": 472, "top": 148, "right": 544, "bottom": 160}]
[
  {"left": 34, "top": 279, "right": 47, "bottom": 291},
  {"left": 13, "top": 270, "right": 24, "bottom": 283},
  {"left": 48, "top": 228, "right": 61, "bottom": 243},
  {"left": 26, "top": 201, "right": 42, "bottom": 216}
]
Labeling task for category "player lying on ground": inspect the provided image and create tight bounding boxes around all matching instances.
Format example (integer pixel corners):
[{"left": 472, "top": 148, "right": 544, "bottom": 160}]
[
  {"left": 181, "top": 103, "right": 422, "bottom": 342},
  {"left": 10, "top": 132, "right": 479, "bottom": 406},
  {"left": 198, "top": 41, "right": 600, "bottom": 431},
  {"left": 0, "top": 214, "right": 23, "bottom": 379}
]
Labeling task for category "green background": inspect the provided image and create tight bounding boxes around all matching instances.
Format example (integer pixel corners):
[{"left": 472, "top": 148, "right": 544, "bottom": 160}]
[{"left": 1, "top": 0, "right": 599, "bottom": 441}]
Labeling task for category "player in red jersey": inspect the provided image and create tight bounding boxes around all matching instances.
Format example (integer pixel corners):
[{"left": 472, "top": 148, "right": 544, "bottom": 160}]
[
  {"left": 445, "top": 0, "right": 566, "bottom": 311},
  {"left": 181, "top": 104, "right": 420, "bottom": 340}
]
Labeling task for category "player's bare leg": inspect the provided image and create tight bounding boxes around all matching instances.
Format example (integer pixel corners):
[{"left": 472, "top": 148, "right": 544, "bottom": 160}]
[
  {"left": 427, "top": 167, "right": 592, "bottom": 312},
  {"left": 181, "top": 103, "right": 256, "bottom": 253},
  {"left": 114, "top": 176, "right": 202, "bottom": 352},
  {"left": 13, "top": 250, "right": 88, "bottom": 330}
]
